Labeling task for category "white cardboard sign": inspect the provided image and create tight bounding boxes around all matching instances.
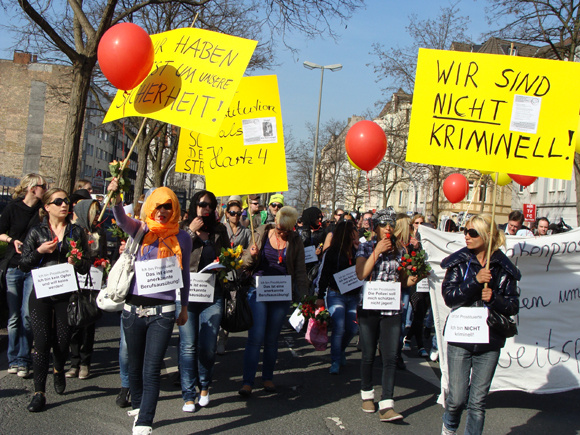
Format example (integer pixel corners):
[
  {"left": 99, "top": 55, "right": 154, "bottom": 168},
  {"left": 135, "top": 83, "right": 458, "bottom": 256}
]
[
  {"left": 135, "top": 256, "right": 183, "bottom": 295},
  {"left": 333, "top": 266, "right": 364, "bottom": 294},
  {"left": 188, "top": 272, "right": 216, "bottom": 303},
  {"left": 304, "top": 246, "right": 318, "bottom": 264},
  {"left": 32, "top": 263, "right": 78, "bottom": 298},
  {"left": 362, "top": 281, "right": 401, "bottom": 310},
  {"left": 77, "top": 267, "right": 104, "bottom": 291},
  {"left": 444, "top": 307, "right": 489, "bottom": 344},
  {"left": 417, "top": 277, "right": 430, "bottom": 293},
  {"left": 256, "top": 275, "right": 292, "bottom": 302}
]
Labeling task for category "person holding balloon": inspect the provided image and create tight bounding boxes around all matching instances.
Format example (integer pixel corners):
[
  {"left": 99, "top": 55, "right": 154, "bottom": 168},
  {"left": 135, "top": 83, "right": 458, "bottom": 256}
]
[{"left": 355, "top": 208, "right": 422, "bottom": 422}]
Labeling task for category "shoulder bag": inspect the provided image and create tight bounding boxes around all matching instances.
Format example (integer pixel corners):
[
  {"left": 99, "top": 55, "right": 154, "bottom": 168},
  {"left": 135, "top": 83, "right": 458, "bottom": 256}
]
[
  {"left": 68, "top": 272, "right": 102, "bottom": 327},
  {"left": 487, "top": 308, "right": 518, "bottom": 338}
]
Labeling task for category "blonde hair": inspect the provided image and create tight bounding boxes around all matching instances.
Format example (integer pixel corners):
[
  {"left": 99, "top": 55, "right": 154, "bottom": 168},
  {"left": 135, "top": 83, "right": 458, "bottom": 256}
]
[
  {"left": 394, "top": 215, "right": 412, "bottom": 250},
  {"left": 88, "top": 201, "right": 101, "bottom": 228},
  {"left": 466, "top": 214, "right": 506, "bottom": 253},
  {"left": 75, "top": 179, "right": 91, "bottom": 191},
  {"left": 39, "top": 188, "right": 69, "bottom": 221},
  {"left": 12, "top": 173, "right": 46, "bottom": 199},
  {"left": 276, "top": 206, "right": 298, "bottom": 231}
]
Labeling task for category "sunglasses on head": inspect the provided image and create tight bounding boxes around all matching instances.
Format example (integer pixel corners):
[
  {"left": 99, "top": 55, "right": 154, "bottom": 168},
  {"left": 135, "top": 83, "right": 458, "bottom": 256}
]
[
  {"left": 197, "top": 201, "right": 211, "bottom": 208},
  {"left": 270, "top": 203, "right": 283, "bottom": 209},
  {"left": 464, "top": 228, "right": 480, "bottom": 238},
  {"left": 49, "top": 197, "right": 70, "bottom": 206},
  {"left": 228, "top": 210, "right": 242, "bottom": 217},
  {"left": 156, "top": 203, "right": 172, "bottom": 211}
]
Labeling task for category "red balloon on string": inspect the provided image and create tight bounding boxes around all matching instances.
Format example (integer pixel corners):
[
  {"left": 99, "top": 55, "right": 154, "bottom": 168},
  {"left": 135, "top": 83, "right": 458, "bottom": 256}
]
[
  {"left": 345, "top": 120, "right": 387, "bottom": 171},
  {"left": 98, "top": 23, "right": 154, "bottom": 91},
  {"left": 443, "top": 173, "right": 470, "bottom": 203},
  {"left": 508, "top": 174, "right": 537, "bottom": 187}
]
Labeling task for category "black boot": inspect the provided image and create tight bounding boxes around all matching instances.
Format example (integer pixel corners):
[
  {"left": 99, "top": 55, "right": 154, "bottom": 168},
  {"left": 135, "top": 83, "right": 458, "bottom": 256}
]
[
  {"left": 115, "top": 387, "right": 131, "bottom": 408},
  {"left": 54, "top": 371, "right": 66, "bottom": 395},
  {"left": 27, "top": 393, "right": 46, "bottom": 412}
]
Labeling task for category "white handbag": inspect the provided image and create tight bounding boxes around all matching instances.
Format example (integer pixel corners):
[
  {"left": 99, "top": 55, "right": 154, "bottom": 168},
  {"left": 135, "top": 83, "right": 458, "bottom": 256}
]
[{"left": 97, "top": 224, "right": 145, "bottom": 312}]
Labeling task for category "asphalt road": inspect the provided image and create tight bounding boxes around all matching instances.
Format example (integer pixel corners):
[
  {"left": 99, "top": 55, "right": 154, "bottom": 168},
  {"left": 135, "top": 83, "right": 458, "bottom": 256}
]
[{"left": 0, "top": 311, "right": 578, "bottom": 435}]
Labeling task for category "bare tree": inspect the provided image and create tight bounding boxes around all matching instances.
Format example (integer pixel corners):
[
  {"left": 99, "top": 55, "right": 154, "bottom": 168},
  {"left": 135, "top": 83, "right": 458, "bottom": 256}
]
[
  {"left": 485, "top": 0, "right": 580, "bottom": 223},
  {"left": 285, "top": 127, "right": 312, "bottom": 210},
  {"left": 3, "top": 0, "right": 364, "bottom": 193}
]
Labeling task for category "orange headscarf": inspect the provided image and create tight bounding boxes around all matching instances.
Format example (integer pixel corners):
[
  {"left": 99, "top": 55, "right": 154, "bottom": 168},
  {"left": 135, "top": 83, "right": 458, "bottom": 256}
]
[{"left": 141, "top": 187, "right": 183, "bottom": 268}]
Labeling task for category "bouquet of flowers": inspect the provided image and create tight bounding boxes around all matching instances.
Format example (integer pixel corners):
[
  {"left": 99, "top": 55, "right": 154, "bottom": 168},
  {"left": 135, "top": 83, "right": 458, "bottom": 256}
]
[
  {"left": 293, "top": 295, "right": 331, "bottom": 325},
  {"left": 105, "top": 160, "right": 132, "bottom": 198},
  {"left": 107, "top": 219, "right": 129, "bottom": 241},
  {"left": 398, "top": 249, "right": 432, "bottom": 278},
  {"left": 93, "top": 258, "right": 111, "bottom": 280},
  {"left": 66, "top": 238, "right": 83, "bottom": 265},
  {"left": 216, "top": 245, "right": 244, "bottom": 283}
]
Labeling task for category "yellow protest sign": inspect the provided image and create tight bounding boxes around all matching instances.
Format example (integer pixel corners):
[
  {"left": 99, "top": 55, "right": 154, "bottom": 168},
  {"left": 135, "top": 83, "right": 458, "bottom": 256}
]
[
  {"left": 176, "top": 75, "right": 288, "bottom": 196},
  {"left": 103, "top": 28, "right": 257, "bottom": 137},
  {"left": 406, "top": 48, "right": 580, "bottom": 179}
]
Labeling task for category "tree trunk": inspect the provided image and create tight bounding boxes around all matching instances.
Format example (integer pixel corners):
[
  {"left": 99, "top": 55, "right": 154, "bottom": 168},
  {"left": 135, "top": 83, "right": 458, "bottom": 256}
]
[
  {"left": 57, "top": 58, "right": 96, "bottom": 193},
  {"left": 134, "top": 136, "right": 149, "bottom": 202},
  {"left": 431, "top": 166, "right": 441, "bottom": 221}
]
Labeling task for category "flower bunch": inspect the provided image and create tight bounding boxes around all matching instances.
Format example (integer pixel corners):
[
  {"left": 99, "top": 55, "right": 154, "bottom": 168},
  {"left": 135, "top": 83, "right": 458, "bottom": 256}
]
[
  {"left": 105, "top": 160, "right": 132, "bottom": 197},
  {"left": 93, "top": 258, "right": 111, "bottom": 279},
  {"left": 398, "top": 249, "right": 432, "bottom": 278},
  {"left": 107, "top": 219, "right": 129, "bottom": 241},
  {"left": 217, "top": 244, "right": 244, "bottom": 283},
  {"left": 66, "top": 238, "right": 83, "bottom": 265},
  {"left": 293, "top": 295, "right": 331, "bottom": 324}
]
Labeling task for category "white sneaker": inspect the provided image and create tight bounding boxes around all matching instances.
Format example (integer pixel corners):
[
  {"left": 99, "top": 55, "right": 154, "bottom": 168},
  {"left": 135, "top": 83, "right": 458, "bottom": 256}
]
[
  {"left": 127, "top": 408, "right": 140, "bottom": 417},
  {"left": 430, "top": 349, "right": 439, "bottom": 362},
  {"left": 133, "top": 426, "right": 152, "bottom": 435},
  {"left": 182, "top": 402, "right": 196, "bottom": 413},
  {"left": 441, "top": 423, "right": 455, "bottom": 435},
  {"left": 7, "top": 366, "right": 18, "bottom": 374},
  {"left": 199, "top": 392, "right": 210, "bottom": 407}
]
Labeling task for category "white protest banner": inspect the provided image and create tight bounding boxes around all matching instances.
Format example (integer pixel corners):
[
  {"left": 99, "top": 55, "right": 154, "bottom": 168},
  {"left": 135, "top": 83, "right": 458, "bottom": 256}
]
[
  {"left": 362, "top": 281, "right": 401, "bottom": 310},
  {"left": 444, "top": 307, "right": 489, "bottom": 344},
  {"left": 256, "top": 275, "right": 292, "bottom": 302},
  {"left": 304, "top": 246, "right": 318, "bottom": 264},
  {"left": 334, "top": 266, "right": 364, "bottom": 294},
  {"left": 420, "top": 225, "right": 580, "bottom": 397},
  {"left": 135, "top": 257, "right": 183, "bottom": 295},
  {"left": 188, "top": 273, "right": 215, "bottom": 302},
  {"left": 32, "top": 263, "right": 78, "bottom": 298},
  {"left": 77, "top": 267, "right": 104, "bottom": 291},
  {"left": 417, "top": 277, "right": 430, "bottom": 293},
  {"left": 289, "top": 306, "right": 305, "bottom": 332}
]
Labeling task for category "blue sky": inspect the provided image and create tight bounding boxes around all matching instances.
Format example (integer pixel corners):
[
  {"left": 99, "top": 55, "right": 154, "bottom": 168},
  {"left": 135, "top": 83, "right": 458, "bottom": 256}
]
[{"left": 0, "top": 0, "right": 492, "bottom": 150}]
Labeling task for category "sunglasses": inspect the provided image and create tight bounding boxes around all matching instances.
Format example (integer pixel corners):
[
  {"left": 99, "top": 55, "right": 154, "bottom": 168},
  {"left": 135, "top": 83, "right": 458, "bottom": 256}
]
[
  {"left": 156, "top": 203, "right": 172, "bottom": 211},
  {"left": 250, "top": 202, "right": 260, "bottom": 206},
  {"left": 464, "top": 228, "right": 480, "bottom": 238},
  {"left": 35, "top": 184, "right": 47, "bottom": 190},
  {"left": 49, "top": 197, "right": 70, "bottom": 206},
  {"left": 336, "top": 213, "right": 344, "bottom": 217},
  {"left": 270, "top": 203, "right": 283, "bottom": 209},
  {"left": 228, "top": 211, "right": 242, "bottom": 217},
  {"left": 197, "top": 201, "right": 211, "bottom": 208},
  {"left": 377, "top": 221, "right": 395, "bottom": 228}
]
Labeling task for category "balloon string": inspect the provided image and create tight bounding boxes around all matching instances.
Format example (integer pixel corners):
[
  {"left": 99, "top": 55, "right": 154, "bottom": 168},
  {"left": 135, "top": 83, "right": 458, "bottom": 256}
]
[
  {"left": 122, "top": 91, "right": 128, "bottom": 159},
  {"left": 366, "top": 172, "right": 372, "bottom": 209}
]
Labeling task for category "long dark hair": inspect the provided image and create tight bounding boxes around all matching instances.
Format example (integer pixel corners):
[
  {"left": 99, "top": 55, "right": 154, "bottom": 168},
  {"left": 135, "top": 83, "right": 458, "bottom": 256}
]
[
  {"left": 187, "top": 190, "right": 218, "bottom": 232},
  {"left": 330, "top": 220, "right": 357, "bottom": 256}
]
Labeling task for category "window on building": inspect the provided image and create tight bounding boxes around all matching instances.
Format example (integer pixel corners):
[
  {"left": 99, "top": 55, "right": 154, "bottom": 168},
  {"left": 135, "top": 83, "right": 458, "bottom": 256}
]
[
  {"left": 559, "top": 179, "right": 567, "bottom": 192},
  {"left": 548, "top": 178, "right": 556, "bottom": 192},
  {"left": 398, "top": 190, "right": 403, "bottom": 206}
]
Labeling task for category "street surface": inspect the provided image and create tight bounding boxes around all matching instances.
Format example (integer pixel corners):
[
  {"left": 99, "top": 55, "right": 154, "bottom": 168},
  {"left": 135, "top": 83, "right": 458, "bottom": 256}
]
[{"left": 0, "top": 311, "right": 578, "bottom": 434}]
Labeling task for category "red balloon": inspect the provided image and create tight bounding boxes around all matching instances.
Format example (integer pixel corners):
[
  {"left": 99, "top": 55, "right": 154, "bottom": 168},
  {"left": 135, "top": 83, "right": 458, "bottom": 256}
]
[
  {"left": 443, "top": 173, "right": 470, "bottom": 204},
  {"left": 508, "top": 174, "right": 537, "bottom": 187},
  {"left": 345, "top": 120, "right": 387, "bottom": 171},
  {"left": 98, "top": 23, "right": 154, "bottom": 90}
]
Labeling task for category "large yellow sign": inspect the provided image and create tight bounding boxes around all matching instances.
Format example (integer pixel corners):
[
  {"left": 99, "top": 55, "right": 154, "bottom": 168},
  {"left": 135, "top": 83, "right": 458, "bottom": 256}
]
[
  {"left": 103, "top": 28, "right": 257, "bottom": 137},
  {"left": 406, "top": 48, "right": 580, "bottom": 179},
  {"left": 176, "top": 75, "right": 288, "bottom": 196}
]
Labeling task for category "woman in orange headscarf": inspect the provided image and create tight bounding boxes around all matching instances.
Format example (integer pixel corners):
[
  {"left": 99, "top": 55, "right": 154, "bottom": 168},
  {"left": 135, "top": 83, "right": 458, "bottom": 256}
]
[{"left": 108, "top": 180, "right": 192, "bottom": 435}]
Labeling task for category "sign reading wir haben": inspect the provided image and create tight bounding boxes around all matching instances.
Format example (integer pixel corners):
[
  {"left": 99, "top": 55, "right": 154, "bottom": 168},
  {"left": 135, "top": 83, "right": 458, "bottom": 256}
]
[{"left": 406, "top": 48, "right": 580, "bottom": 179}]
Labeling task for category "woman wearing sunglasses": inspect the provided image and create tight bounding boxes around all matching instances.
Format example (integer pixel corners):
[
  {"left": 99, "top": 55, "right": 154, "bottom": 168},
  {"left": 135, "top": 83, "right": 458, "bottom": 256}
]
[
  {"left": 225, "top": 200, "right": 251, "bottom": 250},
  {"left": 440, "top": 214, "right": 520, "bottom": 435},
  {"left": 108, "top": 180, "right": 192, "bottom": 434},
  {"left": 19, "top": 188, "right": 90, "bottom": 412},
  {"left": 178, "top": 190, "right": 229, "bottom": 413},
  {"left": 355, "top": 207, "right": 420, "bottom": 423},
  {"left": 0, "top": 174, "right": 47, "bottom": 379},
  {"left": 239, "top": 205, "right": 308, "bottom": 397}
]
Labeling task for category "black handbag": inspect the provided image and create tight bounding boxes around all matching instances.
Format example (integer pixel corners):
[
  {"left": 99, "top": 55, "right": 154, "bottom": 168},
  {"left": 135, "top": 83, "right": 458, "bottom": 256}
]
[
  {"left": 221, "top": 281, "right": 253, "bottom": 333},
  {"left": 68, "top": 273, "right": 102, "bottom": 327},
  {"left": 487, "top": 309, "right": 518, "bottom": 338}
]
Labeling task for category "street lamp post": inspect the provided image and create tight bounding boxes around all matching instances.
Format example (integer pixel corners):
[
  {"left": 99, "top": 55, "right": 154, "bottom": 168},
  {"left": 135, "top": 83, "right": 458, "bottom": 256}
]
[{"left": 303, "top": 61, "right": 342, "bottom": 208}]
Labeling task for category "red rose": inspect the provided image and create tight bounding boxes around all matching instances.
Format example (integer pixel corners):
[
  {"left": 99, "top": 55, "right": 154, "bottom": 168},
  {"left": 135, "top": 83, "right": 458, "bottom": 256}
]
[
  {"left": 411, "top": 251, "right": 416, "bottom": 256},
  {"left": 397, "top": 266, "right": 402, "bottom": 271},
  {"left": 70, "top": 240, "right": 77, "bottom": 248},
  {"left": 412, "top": 266, "right": 417, "bottom": 271}
]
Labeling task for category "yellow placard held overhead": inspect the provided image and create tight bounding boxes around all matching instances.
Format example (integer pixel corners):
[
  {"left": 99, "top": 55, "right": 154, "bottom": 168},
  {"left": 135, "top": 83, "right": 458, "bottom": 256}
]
[
  {"left": 406, "top": 48, "right": 580, "bottom": 179},
  {"left": 103, "top": 28, "right": 257, "bottom": 137},
  {"left": 176, "top": 75, "right": 288, "bottom": 197}
]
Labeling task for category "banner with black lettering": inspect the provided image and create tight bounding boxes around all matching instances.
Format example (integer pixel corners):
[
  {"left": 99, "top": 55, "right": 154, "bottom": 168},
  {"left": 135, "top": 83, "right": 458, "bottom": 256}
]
[{"left": 420, "top": 226, "right": 580, "bottom": 397}]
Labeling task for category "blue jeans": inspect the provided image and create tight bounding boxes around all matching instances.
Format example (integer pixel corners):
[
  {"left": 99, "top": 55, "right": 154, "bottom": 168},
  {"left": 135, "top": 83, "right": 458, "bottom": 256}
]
[
  {"left": 242, "top": 287, "right": 290, "bottom": 386},
  {"left": 122, "top": 305, "right": 175, "bottom": 428},
  {"left": 119, "top": 316, "right": 129, "bottom": 388},
  {"left": 443, "top": 344, "right": 500, "bottom": 435},
  {"left": 177, "top": 298, "right": 223, "bottom": 402},
  {"left": 326, "top": 290, "right": 358, "bottom": 363},
  {"left": 6, "top": 267, "right": 34, "bottom": 368},
  {"left": 358, "top": 310, "right": 400, "bottom": 401}
]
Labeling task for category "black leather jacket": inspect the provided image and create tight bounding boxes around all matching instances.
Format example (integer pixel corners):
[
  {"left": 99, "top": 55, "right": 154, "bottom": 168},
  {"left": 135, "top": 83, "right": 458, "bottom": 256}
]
[
  {"left": 19, "top": 221, "right": 91, "bottom": 300},
  {"left": 441, "top": 247, "right": 521, "bottom": 352}
]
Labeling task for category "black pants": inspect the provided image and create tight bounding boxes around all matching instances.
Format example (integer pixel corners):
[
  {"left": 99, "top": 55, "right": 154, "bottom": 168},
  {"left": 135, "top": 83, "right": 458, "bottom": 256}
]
[
  {"left": 406, "top": 292, "right": 430, "bottom": 349},
  {"left": 29, "top": 291, "right": 72, "bottom": 393},
  {"left": 70, "top": 323, "right": 96, "bottom": 368}
]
